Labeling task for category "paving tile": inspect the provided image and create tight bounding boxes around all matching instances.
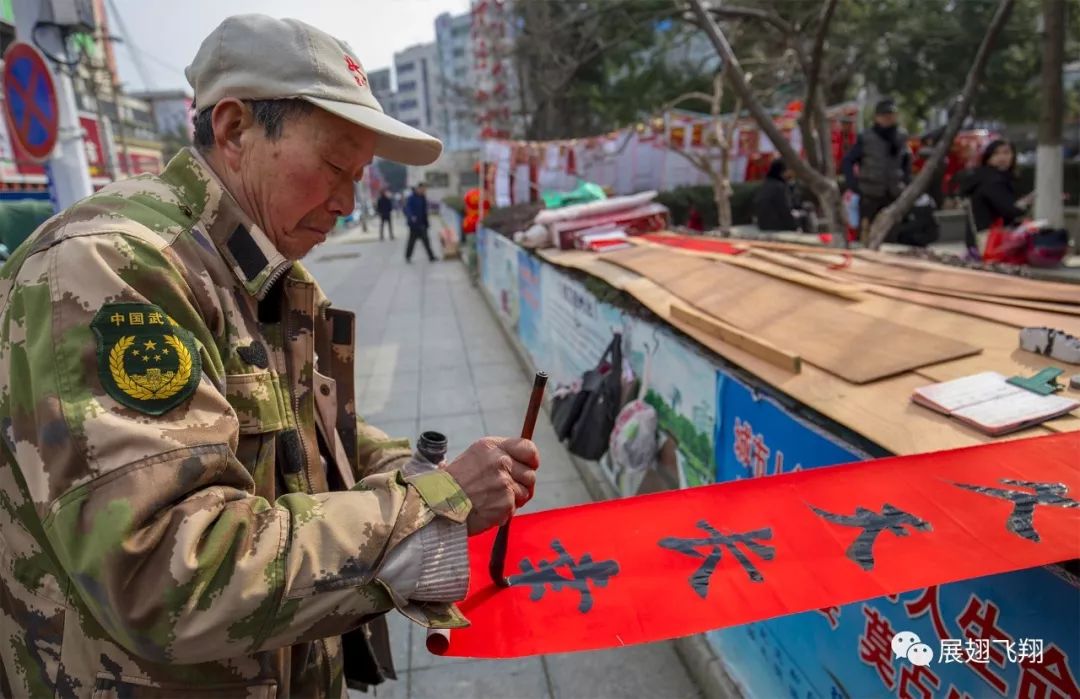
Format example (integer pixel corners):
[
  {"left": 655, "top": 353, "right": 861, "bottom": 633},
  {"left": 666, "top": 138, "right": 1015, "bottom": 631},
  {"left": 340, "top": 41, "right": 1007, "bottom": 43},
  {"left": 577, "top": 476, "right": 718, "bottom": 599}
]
[
  {"left": 469, "top": 361, "right": 527, "bottom": 385},
  {"left": 363, "top": 390, "right": 420, "bottom": 423},
  {"left": 420, "top": 386, "right": 481, "bottom": 420},
  {"left": 385, "top": 610, "right": 413, "bottom": 672},
  {"left": 546, "top": 643, "right": 701, "bottom": 699},
  {"left": 475, "top": 382, "right": 533, "bottom": 412},
  {"left": 519, "top": 476, "right": 592, "bottom": 514},
  {"left": 366, "top": 416, "right": 419, "bottom": 443},
  {"left": 419, "top": 370, "right": 477, "bottom": 393},
  {"left": 348, "top": 680, "right": 406, "bottom": 699},
  {"left": 364, "top": 370, "right": 422, "bottom": 397},
  {"left": 464, "top": 339, "right": 513, "bottom": 365},
  {"left": 410, "top": 658, "right": 550, "bottom": 697},
  {"left": 420, "top": 352, "right": 471, "bottom": 373}
]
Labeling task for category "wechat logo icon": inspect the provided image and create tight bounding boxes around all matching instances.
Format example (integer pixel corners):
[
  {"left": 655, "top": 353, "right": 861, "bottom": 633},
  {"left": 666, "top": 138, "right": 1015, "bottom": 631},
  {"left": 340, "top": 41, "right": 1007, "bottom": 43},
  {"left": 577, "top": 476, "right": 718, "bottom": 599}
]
[{"left": 892, "top": 630, "right": 935, "bottom": 667}]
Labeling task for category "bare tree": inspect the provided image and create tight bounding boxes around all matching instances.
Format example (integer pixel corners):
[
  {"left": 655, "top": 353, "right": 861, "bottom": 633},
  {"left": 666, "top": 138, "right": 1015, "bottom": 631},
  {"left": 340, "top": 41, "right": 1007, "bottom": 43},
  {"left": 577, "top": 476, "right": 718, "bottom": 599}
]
[
  {"left": 663, "top": 68, "right": 744, "bottom": 232},
  {"left": 867, "top": 0, "right": 1016, "bottom": 248},
  {"left": 685, "top": 0, "right": 847, "bottom": 241},
  {"left": 704, "top": 1, "right": 839, "bottom": 179}
]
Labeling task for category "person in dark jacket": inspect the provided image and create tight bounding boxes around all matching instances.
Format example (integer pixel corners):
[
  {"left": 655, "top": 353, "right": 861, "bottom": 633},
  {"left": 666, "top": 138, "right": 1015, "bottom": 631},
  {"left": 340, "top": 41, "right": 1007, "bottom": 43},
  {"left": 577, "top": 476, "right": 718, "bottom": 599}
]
[
  {"left": 755, "top": 159, "right": 799, "bottom": 231},
  {"left": 959, "top": 139, "right": 1032, "bottom": 256},
  {"left": 842, "top": 98, "right": 912, "bottom": 243},
  {"left": 376, "top": 189, "right": 394, "bottom": 241},
  {"left": 404, "top": 183, "right": 437, "bottom": 262}
]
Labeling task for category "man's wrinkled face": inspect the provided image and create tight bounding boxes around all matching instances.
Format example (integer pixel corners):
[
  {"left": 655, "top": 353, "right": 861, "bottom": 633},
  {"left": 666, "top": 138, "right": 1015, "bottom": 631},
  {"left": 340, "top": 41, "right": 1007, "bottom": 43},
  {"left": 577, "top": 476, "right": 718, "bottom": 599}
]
[{"left": 238, "top": 108, "right": 377, "bottom": 260}]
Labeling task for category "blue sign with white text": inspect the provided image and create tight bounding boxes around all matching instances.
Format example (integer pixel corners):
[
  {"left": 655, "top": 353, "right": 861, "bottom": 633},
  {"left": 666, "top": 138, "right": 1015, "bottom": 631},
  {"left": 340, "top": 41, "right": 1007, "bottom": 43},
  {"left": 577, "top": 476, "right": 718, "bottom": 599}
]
[{"left": 715, "top": 372, "right": 863, "bottom": 483}]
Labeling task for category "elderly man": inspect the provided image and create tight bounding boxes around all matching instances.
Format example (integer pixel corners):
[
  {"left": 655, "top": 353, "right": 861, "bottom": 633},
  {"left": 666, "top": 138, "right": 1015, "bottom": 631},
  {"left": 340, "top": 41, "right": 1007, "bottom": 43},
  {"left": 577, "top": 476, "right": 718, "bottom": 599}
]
[
  {"left": 842, "top": 97, "right": 913, "bottom": 243},
  {"left": 0, "top": 15, "right": 538, "bottom": 699}
]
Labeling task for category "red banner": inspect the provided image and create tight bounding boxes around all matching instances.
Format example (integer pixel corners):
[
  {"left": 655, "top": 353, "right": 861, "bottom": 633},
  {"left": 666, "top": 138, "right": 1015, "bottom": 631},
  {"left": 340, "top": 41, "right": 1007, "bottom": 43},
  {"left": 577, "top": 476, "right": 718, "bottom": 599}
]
[{"left": 438, "top": 432, "right": 1079, "bottom": 658}]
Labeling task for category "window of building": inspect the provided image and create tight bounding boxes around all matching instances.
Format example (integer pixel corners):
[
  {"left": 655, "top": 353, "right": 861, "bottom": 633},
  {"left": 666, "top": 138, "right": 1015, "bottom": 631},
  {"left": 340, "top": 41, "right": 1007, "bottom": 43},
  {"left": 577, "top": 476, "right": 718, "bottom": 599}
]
[
  {"left": 398, "top": 80, "right": 417, "bottom": 93},
  {"left": 460, "top": 171, "right": 479, "bottom": 187},
  {"left": 453, "top": 47, "right": 465, "bottom": 58},
  {"left": 425, "top": 171, "right": 450, "bottom": 188},
  {"left": 404, "top": 119, "right": 420, "bottom": 128},
  {"left": 397, "top": 62, "right": 415, "bottom": 74},
  {"left": 397, "top": 99, "right": 419, "bottom": 111}
]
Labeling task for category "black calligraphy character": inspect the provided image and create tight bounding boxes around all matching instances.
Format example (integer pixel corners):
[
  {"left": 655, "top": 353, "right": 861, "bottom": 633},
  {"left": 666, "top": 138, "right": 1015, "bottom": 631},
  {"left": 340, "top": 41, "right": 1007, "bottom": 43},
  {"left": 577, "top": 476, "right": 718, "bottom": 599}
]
[
  {"left": 506, "top": 539, "right": 619, "bottom": 613},
  {"left": 952, "top": 479, "right": 1079, "bottom": 543},
  {"left": 658, "top": 520, "right": 775, "bottom": 598},
  {"left": 809, "top": 503, "right": 931, "bottom": 571}
]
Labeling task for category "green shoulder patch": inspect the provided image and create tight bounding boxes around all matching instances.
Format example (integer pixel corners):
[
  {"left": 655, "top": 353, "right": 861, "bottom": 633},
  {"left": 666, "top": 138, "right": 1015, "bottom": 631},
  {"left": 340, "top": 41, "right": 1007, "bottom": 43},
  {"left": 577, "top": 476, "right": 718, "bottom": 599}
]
[{"left": 91, "top": 303, "right": 202, "bottom": 415}]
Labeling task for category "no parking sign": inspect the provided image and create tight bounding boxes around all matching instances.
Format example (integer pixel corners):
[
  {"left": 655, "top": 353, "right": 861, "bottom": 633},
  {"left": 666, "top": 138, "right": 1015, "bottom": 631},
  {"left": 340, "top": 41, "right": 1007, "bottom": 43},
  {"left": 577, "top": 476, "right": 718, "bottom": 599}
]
[{"left": 2, "top": 42, "right": 59, "bottom": 162}]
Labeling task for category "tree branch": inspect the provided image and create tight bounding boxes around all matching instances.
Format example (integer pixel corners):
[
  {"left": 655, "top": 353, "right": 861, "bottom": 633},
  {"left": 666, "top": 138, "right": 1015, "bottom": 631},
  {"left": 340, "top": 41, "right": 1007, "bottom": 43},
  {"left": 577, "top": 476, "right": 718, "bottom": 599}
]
[
  {"left": 664, "top": 91, "right": 718, "bottom": 112},
  {"left": 868, "top": 0, "right": 1016, "bottom": 249},
  {"left": 803, "top": 0, "right": 838, "bottom": 119},
  {"left": 687, "top": 0, "right": 828, "bottom": 192},
  {"left": 708, "top": 5, "right": 793, "bottom": 35},
  {"left": 802, "top": 0, "right": 839, "bottom": 175}
]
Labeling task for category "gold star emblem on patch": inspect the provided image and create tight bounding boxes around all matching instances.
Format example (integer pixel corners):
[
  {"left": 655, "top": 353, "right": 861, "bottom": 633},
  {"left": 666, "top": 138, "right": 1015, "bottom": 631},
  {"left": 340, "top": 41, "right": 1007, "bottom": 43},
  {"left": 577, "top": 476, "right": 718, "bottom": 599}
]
[{"left": 92, "top": 303, "right": 203, "bottom": 415}]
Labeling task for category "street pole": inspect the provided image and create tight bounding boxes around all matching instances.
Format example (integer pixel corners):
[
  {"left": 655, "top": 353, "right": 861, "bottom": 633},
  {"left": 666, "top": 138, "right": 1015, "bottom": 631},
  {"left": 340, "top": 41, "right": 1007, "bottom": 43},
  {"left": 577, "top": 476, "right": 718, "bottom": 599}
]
[
  {"left": 88, "top": 43, "right": 116, "bottom": 181},
  {"left": 12, "top": 0, "right": 93, "bottom": 209},
  {"left": 1034, "top": 0, "right": 1065, "bottom": 228}
]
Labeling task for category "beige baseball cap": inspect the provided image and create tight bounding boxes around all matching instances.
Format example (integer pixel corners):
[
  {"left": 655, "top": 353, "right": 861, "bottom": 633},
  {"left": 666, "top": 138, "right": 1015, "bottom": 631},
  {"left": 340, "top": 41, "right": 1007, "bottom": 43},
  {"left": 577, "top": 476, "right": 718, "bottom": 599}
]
[{"left": 185, "top": 14, "right": 443, "bottom": 166}]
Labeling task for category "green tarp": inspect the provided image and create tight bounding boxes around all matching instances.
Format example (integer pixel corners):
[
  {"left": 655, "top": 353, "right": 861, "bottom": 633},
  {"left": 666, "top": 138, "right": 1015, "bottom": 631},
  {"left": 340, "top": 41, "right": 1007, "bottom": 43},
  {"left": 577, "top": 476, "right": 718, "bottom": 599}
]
[{"left": 0, "top": 200, "right": 54, "bottom": 255}]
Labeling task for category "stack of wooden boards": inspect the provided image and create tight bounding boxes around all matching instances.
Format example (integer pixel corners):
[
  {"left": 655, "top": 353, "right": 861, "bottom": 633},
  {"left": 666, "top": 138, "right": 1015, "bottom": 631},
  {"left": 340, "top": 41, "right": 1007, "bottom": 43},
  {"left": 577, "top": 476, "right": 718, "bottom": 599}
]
[{"left": 537, "top": 234, "right": 1080, "bottom": 455}]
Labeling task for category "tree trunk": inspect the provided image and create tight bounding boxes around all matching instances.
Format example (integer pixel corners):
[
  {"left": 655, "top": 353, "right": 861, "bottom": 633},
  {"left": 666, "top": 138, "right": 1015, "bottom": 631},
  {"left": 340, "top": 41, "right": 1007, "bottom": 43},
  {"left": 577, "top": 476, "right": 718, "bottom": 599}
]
[
  {"left": 868, "top": 0, "right": 1016, "bottom": 249},
  {"left": 687, "top": 0, "right": 845, "bottom": 243},
  {"left": 1035, "top": 0, "right": 1065, "bottom": 228},
  {"left": 803, "top": 0, "right": 840, "bottom": 181},
  {"left": 710, "top": 72, "right": 733, "bottom": 234}
]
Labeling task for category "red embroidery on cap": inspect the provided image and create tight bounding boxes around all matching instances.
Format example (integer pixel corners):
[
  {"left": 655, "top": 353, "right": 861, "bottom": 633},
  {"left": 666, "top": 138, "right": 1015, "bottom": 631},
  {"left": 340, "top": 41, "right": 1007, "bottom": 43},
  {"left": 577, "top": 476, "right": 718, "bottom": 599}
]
[{"left": 344, "top": 55, "right": 368, "bottom": 88}]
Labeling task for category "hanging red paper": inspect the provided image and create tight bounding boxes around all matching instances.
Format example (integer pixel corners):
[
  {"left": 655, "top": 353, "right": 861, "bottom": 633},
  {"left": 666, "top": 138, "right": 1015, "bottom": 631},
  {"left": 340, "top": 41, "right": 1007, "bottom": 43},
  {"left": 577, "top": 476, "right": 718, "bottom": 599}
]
[{"left": 437, "top": 432, "right": 1079, "bottom": 658}]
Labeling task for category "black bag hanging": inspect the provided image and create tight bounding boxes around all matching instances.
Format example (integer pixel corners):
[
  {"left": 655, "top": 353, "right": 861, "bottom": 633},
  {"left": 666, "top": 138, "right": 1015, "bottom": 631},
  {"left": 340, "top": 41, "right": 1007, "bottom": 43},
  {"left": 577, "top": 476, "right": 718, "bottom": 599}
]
[
  {"left": 567, "top": 333, "right": 624, "bottom": 460},
  {"left": 551, "top": 384, "right": 588, "bottom": 441}
]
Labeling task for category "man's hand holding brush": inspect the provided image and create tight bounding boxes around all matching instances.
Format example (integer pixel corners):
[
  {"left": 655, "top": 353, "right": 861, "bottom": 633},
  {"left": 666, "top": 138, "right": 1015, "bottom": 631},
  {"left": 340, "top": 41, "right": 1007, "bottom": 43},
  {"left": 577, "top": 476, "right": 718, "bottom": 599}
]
[{"left": 444, "top": 438, "right": 540, "bottom": 535}]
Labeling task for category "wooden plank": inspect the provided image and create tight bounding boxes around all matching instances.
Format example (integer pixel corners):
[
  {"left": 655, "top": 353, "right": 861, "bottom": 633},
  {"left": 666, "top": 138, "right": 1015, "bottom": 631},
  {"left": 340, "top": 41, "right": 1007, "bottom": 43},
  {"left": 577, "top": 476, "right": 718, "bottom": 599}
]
[
  {"left": 670, "top": 303, "right": 802, "bottom": 374},
  {"left": 745, "top": 247, "right": 859, "bottom": 285},
  {"left": 706, "top": 250, "right": 865, "bottom": 301},
  {"left": 604, "top": 247, "right": 982, "bottom": 385},
  {"left": 865, "top": 285, "right": 1080, "bottom": 336},
  {"left": 839, "top": 252, "right": 1080, "bottom": 304}
]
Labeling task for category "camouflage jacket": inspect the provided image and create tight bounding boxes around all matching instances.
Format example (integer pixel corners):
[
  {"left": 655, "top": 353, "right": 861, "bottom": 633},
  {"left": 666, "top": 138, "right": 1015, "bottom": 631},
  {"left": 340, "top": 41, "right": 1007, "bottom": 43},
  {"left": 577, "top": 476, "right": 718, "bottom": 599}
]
[{"left": 0, "top": 149, "right": 471, "bottom": 698}]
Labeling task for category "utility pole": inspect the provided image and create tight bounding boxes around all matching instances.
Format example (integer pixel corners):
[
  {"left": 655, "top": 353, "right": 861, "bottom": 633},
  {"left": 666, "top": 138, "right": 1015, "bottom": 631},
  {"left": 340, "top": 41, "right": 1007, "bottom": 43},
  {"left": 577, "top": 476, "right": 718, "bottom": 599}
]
[
  {"left": 1035, "top": 0, "right": 1065, "bottom": 228},
  {"left": 12, "top": 0, "right": 93, "bottom": 209},
  {"left": 87, "top": 34, "right": 116, "bottom": 181}
]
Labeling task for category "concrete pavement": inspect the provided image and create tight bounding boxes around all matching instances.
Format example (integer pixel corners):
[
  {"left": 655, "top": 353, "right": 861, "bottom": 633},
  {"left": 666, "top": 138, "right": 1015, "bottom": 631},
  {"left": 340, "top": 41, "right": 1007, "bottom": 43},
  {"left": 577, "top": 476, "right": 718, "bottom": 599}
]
[{"left": 307, "top": 217, "right": 702, "bottom": 699}]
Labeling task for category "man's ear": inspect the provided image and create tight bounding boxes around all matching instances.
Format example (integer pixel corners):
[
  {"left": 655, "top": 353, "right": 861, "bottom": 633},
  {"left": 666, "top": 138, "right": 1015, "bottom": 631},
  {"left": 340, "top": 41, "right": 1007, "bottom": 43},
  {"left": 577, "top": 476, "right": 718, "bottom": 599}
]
[{"left": 211, "top": 99, "right": 254, "bottom": 170}]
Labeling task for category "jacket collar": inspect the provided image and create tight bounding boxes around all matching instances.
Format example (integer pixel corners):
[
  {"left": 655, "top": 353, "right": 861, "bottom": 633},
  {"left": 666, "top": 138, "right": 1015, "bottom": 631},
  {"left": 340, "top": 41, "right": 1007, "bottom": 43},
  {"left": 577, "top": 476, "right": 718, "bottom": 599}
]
[{"left": 162, "top": 148, "right": 292, "bottom": 300}]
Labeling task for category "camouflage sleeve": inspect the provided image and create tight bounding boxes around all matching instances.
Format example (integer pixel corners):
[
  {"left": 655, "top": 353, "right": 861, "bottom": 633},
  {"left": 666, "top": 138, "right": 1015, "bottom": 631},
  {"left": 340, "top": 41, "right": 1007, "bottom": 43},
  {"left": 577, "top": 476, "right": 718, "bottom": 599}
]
[
  {"left": 355, "top": 416, "right": 413, "bottom": 478},
  {"left": 7, "top": 231, "right": 470, "bottom": 665}
]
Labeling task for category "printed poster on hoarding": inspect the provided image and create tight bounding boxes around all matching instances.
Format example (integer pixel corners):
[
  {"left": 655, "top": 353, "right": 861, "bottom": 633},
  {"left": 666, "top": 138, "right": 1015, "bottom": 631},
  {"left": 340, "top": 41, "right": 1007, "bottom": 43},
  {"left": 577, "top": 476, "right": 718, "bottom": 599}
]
[
  {"left": 708, "top": 565, "right": 1079, "bottom": 699},
  {"left": 715, "top": 372, "right": 866, "bottom": 482},
  {"left": 516, "top": 249, "right": 544, "bottom": 367},
  {"left": 534, "top": 261, "right": 717, "bottom": 492},
  {"left": 484, "top": 230, "right": 519, "bottom": 330}
]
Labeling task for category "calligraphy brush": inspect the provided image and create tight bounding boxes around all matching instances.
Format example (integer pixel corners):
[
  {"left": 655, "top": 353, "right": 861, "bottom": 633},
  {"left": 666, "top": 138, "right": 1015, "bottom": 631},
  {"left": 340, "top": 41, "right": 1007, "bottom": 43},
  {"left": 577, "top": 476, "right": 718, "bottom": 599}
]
[{"left": 490, "top": 371, "right": 548, "bottom": 588}]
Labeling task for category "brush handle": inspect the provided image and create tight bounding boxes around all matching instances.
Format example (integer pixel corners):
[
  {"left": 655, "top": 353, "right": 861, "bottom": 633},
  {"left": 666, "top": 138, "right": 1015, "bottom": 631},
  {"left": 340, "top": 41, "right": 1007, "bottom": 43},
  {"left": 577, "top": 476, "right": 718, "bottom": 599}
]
[{"left": 489, "top": 371, "right": 548, "bottom": 587}]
